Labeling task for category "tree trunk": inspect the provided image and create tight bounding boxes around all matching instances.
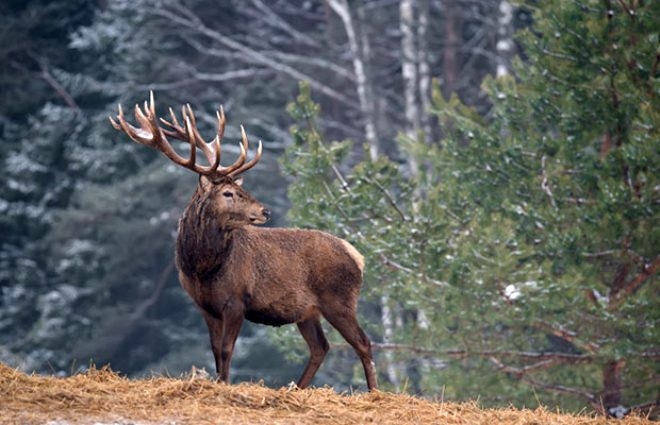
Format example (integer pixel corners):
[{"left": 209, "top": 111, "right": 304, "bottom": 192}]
[
  {"left": 417, "top": 0, "right": 432, "bottom": 143},
  {"left": 442, "top": 0, "right": 459, "bottom": 96},
  {"left": 601, "top": 359, "right": 626, "bottom": 410},
  {"left": 496, "top": 1, "right": 515, "bottom": 77},
  {"left": 400, "top": 0, "right": 420, "bottom": 179},
  {"left": 327, "top": 0, "right": 379, "bottom": 159},
  {"left": 400, "top": 0, "right": 419, "bottom": 139},
  {"left": 380, "top": 295, "right": 401, "bottom": 388}
]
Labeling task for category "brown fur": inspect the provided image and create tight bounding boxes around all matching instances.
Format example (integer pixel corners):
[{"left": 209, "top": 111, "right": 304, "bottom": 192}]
[{"left": 175, "top": 177, "right": 378, "bottom": 390}]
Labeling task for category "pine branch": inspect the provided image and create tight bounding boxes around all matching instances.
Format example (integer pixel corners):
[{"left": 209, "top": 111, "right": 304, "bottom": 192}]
[
  {"left": 489, "top": 356, "right": 561, "bottom": 377},
  {"left": 362, "top": 176, "right": 408, "bottom": 221},
  {"left": 332, "top": 342, "right": 595, "bottom": 363},
  {"left": 522, "top": 376, "right": 597, "bottom": 404},
  {"left": 533, "top": 321, "right": 600, "bottom": 353},
  {"left": 608, "top": 255, "right": 660, "bottom": 310}
]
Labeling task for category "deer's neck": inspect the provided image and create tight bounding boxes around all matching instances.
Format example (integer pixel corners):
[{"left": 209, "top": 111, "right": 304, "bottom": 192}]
[{"left": 175, "top": 192, "right": 237, "bottom": 282}]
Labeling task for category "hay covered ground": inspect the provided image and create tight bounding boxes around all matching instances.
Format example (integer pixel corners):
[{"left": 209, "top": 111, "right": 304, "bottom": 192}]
[{"left": 0, "top": 363, "right": 653, "bottom": 425}]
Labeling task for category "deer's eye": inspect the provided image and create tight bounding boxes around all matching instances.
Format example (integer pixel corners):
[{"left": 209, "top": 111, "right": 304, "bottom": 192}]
[{"left": 222, "top": 191, "right": 234, "bottom": 198}]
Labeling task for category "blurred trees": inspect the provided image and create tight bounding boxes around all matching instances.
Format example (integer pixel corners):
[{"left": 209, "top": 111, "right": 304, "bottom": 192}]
[
  {"left": 1, "top": 0, "right": 299, "bottom": 382},
  {"left": 0, "top": 0, "right": 98, "bottom": 369},
  {"left": 1, "top": 0, "right": 656, "bottom": 415}
]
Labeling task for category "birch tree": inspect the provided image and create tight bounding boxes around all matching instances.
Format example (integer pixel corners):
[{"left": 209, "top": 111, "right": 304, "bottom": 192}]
[{"left": 495, "top": 1, "right": 515, "bottom": 77}]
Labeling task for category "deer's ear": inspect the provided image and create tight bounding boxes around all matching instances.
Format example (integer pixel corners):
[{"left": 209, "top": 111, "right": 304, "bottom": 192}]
[
  {"left": 233, "top": 176, "right": 244, "bottom": 187},
  {"left": 198, "top": 175, "right": 214, "bottom": 191}
]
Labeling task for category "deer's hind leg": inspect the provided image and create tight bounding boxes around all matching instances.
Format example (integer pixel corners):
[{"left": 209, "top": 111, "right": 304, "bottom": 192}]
[
  {"left": 321, "top": 304, "right": 378, "bottom": 390},
  {"left": 296, "top": 316, "right": 330, "bottom": 389}
]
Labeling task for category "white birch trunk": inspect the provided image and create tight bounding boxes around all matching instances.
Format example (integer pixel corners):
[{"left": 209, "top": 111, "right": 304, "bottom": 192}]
[
  {"left": 400, "top": 0, "right": 419, "bottom": 140},
  {"left": 496, "top": 1, "right": 514, "bottom": 77},
  {"left": 327, "top": 0, "right": 379, "bottom": 159},
  {"left": 417, "top": 0, "right": 432, "bottom": 143},
  {"left": 380, "top": 295, "right": 400, "bottom": 388}
]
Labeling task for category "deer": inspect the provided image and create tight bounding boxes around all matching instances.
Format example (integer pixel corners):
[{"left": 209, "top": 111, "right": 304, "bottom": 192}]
[{"left": 110, "top": 92, "right": 378, "bottom": 391}]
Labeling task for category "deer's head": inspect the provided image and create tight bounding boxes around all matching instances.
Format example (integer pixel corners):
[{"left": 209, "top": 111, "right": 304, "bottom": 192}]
[
  {"left": 110, "top": 92, "right": 270, "bottom": 227},
  {"left": 199, "top": 176, "right": 270, "bottom": 226}
]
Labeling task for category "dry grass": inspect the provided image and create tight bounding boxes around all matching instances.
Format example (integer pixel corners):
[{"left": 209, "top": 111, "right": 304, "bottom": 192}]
[{"left": 0, "top": 363, "right": 653, "bottom": 425}]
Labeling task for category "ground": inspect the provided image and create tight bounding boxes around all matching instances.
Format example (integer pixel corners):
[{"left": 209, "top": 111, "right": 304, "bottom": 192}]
[{"left": 0, "top": 363, "right": 653, "bottom": 425}]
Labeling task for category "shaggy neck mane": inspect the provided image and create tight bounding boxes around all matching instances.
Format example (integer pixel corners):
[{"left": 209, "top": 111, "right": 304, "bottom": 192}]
[{"left": 176, "top": 188, "right": 238, "bottom": 281}]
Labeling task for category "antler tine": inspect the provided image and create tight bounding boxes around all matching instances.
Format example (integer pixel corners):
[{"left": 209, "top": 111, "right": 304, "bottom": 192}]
[
  {"left": 185, "top": 105, "right": 206, "bottom": 148},
  {"left": 149, "top": 90, "right": 156, "bottom": 116},
  {"left": 134, "top": 103, "right": 152, "bottom": 136},
  {"left": 232, "top": 138, "right": 263, "bottom": 177},
  {"left": 217, "top": 106, "right": 226, "bottom": 141},
  {"left": 135, "top": 99, "right": 198, "bottom": 168},
  {"left": 158, "top": 107, "right": 186, "bottom": 142},
  {"left": 110, "top": 104, "right": 142, "bottom": 145},
  {"left": 159, "top": 107, "right": 181, "bottom": 132},
  {"left": 219, "top": 126, "right": 249, "bottom": 176},
  {"left": 207, "top": 107, "right": 226, "bottom": 172},
  {"left": 108, "top": 104, "right": 124, "bottom": 131},
  {"left": 186, "top": 104, "right": 222, "bottom": 172},
  {"left": 208, "top": 107, "right": 226, "bottom": 163},
  {"left": 224, "top": 126, "right": 263, "bottom": 177},
  {"left": 168, "top": 107, "right": 180, "bottom": 127},
  {"left": 109, "top": 103, "right": 155, "bottom": 147},
  {"left": 182, "top": 115, "right": 197, "bottom": 168}
]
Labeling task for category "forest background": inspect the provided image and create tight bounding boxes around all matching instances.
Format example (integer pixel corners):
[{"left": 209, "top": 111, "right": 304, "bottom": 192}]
[{"left": 1, "top": 0, "right": 658, "bottom": 417}]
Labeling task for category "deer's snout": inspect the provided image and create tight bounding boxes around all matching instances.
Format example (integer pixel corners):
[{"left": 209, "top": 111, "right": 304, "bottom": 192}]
[{"left": 249, "top": 206, "right": 271, "bottom": 225}]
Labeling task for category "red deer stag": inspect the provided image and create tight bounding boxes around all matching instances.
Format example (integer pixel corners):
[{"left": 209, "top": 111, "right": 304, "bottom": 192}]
[{"left": 110, "top": 93, "right": 378, "bottom": 390}]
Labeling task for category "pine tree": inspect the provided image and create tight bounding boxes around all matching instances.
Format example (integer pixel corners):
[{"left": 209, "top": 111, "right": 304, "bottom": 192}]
[
  {"left": 436, "top": 0, "right": 659, "bottom": 412},
  {"left": 281, "top": 0, "right": 659, "bottom": 413}
]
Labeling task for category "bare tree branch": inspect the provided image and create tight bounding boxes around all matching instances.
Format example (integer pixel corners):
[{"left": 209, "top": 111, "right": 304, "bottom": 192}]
[
  {"left": 262, "top": 51, "right": 355, "bottom": 81},
  {"left": 153, "top": 4, "right": 356, "bottom": 108},
  {"left": 136, "top": 69, "right": 274, "bottom": 92},
  {"left": 29, "top": 54, "right": 80, "bottom": 110},
  {"left": 248, "top": 0, "right": 321, "bottom": 48}
]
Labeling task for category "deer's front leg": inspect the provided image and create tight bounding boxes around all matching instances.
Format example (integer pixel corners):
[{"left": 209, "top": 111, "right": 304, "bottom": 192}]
[
  {"left": 203, "top": 311, "right": 225, "bottom": 380},
  {"left": 203, "top": 306, "right": 245, "bottom": 383}
]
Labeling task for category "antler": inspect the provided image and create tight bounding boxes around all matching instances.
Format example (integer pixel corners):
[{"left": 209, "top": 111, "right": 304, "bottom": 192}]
[{"left": 109, "top": 91, "right": 262, "bottom": 179}]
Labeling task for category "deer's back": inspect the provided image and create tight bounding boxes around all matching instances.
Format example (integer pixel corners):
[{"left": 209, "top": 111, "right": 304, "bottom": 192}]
[{"left": 235, "top": 226, "right": 364, "bottom": 298}]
